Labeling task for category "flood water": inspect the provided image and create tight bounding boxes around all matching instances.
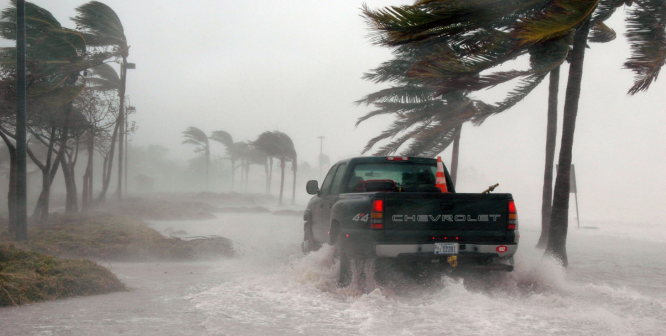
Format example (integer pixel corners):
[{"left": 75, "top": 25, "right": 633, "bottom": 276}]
[{"left": 1, "top": 213, "right": 665, "bottom": 335}]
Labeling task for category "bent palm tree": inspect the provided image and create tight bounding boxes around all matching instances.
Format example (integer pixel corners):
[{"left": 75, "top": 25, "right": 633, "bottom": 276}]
[
  {"left": 209, "top": 130, "right": 237, "bottom": 190},
  {"left": 361, "top": 0, "right": 663, "bottom": 264},
  {"left": 73, "top": 1, "right": 130, "bottom": 200},
  {"left": 252, "top": 131, "right": 297, "bottom": 206},
  {"left": 182, "top": 127, "right": 210, "bottom": 191},
  {"left": 87, "top": 63, "right": 121, "bottom": 204}
]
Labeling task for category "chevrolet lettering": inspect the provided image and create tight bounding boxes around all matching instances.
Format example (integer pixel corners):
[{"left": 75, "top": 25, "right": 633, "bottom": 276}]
[{"left": 392, "top": 214, "right": 501, "bottom": 222}]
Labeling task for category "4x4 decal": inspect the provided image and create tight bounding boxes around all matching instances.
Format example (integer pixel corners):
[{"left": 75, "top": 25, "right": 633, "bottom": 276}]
[{"left": 352, "top": 213, "right": 369, "bottom": 222}]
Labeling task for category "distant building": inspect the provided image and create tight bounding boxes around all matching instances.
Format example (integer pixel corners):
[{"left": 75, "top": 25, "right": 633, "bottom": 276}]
[{"left": 134, "top": 174, "right": 155, "bottom": 193}]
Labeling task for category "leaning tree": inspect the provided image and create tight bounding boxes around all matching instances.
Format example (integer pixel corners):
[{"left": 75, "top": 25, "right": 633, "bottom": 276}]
[
  {"left": 73, "top": 0, "right": 131, "bottom": 200},
  {"left": 0, "top": 0, "right": 120, "bottom": 227},
  {"left": 362, "top": 0, "right": 665, "bottom": 265},
  {"left": 252, "top": 131, "right": 297, "bottom": 205},
  {"left": 182, "top": 127, "right": 210, "bottom": 191}
]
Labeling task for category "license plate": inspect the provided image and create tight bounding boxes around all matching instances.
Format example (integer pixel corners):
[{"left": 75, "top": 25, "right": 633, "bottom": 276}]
[{"left": 434, "top": 243, "right": 459, "bottom": 255}]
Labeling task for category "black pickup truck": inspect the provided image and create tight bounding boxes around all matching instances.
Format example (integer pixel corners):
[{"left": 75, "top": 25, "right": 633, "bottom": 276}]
[{"left": 303, "top": 156, "right": 519, "bottom": 284}]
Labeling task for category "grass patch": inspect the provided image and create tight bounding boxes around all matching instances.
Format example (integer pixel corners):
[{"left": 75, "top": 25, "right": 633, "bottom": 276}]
[
  {"left": 1, "top": 212, "right": 235, "bottom": 261},
  {"left": 0, "top": 244, "right": 126, "bottom": 307}
]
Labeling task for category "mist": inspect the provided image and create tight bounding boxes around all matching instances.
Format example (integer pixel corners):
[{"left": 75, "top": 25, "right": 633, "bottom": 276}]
[{"left": 1, "top": 0, "right": 665, "bottom": 335}]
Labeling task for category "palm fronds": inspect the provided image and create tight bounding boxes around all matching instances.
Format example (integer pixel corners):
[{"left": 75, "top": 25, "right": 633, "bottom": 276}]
[
  {"left": 513, "top": 0, "right": 599, "bottom": 45},
  {"left": 252, "top": 131, "right": 296, "bottom": 162},
  {"left": 86, "top": 63, "right": 120, "bottom": 91},
  {"left": 209, "top": 130, "right": 234, "bottom": 147},
  {"left": 362, "top": 1, "right": 540, "bottom": 47},
  {"left": 624, "top": 0, "right": 666, "bottom": 94},
  {"left": 182, "top": 127, "right": 208, "bottom": 148},
  {"left": 72, "top": 1, "right": 127, "bottom": 50},
  {"left": 588, "top": 20, "right": 616, "bottom": 42}
]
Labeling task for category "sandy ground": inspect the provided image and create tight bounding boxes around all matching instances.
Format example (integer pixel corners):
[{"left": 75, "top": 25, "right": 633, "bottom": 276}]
[{"left": 1, "top": 213, "right": 665, "bottom": 336}]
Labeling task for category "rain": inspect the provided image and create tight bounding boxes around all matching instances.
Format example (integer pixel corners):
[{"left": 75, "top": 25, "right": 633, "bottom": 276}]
[{"left": 0, "top": 1, "right": 665, "bottom": 335}]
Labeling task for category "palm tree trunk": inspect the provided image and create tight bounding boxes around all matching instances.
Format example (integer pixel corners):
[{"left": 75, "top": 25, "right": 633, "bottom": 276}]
[
  {"left": 82, "top": 128, "right": 93, "bottom": 211},
  {"left": 536, "top": 66, "right": 560, "bottom": 249},
  {"left": 291, "top": 162, "right": 297, "bottom": 205},
  {"left": 96, "top": 121, "right": 120, "bottom": 203},
  {"left": 231, "top": 159, "right": 235, "bottom": 191},
  {"left": 0, "top": 131, "right": 17, "bottom": 236},
  {"left": 268, "top": 157, "right": 273, "bottom": 194},
  {"left": 63, "top": 162, "right": 76, "bottom": 213},
  {"left": 278, "top": 158, "right": 285, "bottom": 206},
  {"left": 238, "top": 160, "right": 243, "bottom": 192},
  {"left": 205, "top": 149, "right": 209, "bottom": 192},
  {"left": 116, "top": 58, "right": 127, "bottom": 200},
  {"left": 88, "top": 129, "right": 93, "bottom": 205},
  {"left": 245, "top": 162, "right": 250, "bottom": 194},
  {"left": 546, "top": 19, "right": 592, "bottom": 267},
  {"left": 64, "top": 138, "right": 80, "bottom": 213},
  {"left": 82, "top": 166, "right": 90, "bottom": 210},
  {"left": 264, "top": 161, "right": 269, "bottom": 194},
  {"left": 450, "top": 125, "right": 462, "bottom": 186}
]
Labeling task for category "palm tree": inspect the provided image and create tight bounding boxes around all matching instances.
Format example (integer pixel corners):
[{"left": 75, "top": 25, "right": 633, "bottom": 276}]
[
  {"left": 361, "top": 0, "right": 663, "bottom": 264},
  {"left": 513, "top": 0, "right": 639, "bottom": 264},
  {"left": 355, "top": 44, "right": 562, "bottom": 183},
  {"left": 86, "top": 63, "right": 121, "bottom": 204},
  {"left": 73, "top": 1, "right": 130, "bottom": 200},
  {"left": 182, "top": 127, "right": 210, "bottom": 191},
  {"left": 358, "top": 2, "right": 569, "bottom": 148},
  {"left": 252, "top": 131, "right": 297, "bottom": 206},
  {"left": 535, "top": 66, "right": 560, "bottom": 248},
  {"left": 243, "top": 146, "right": 269, "bottom": 194},
  {"left": 0, "top": 0, "right": 115, "bottom": 227},
  {"left": 228, "top": 141, "right": 250, "bottom": 192},
  {"left": 209, "top": 130, "right": 237, "bottom": 190}
]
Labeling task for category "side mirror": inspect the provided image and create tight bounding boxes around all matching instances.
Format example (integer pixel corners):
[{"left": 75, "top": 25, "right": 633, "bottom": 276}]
[{"left": 306, "top": 180, "right": 319, "bottom": 195}]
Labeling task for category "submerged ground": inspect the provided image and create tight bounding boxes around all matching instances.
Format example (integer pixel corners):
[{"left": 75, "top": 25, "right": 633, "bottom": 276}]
[{"left": 1, "top": 212, "right": 664, "bottom": 336}]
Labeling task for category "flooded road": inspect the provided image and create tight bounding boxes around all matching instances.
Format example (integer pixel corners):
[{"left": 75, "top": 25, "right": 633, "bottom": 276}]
[{"left": 1, "top": 213, "right": 665, "bottom": 335}]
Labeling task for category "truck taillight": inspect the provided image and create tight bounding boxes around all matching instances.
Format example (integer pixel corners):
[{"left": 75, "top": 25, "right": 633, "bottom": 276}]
[
  {"left": 508, "top": 200, "right": 517, "bottom": 230},
  {"left": 387, "top": 157, "right": 408, "bottom": 161},
  {"left": 371, "top": 199, "right": 383, "bottom": 229}
]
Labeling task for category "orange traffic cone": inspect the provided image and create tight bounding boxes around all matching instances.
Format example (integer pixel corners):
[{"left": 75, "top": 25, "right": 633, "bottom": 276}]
[{"left": 436, "top": 156, "right": 449, "bottom": 193}]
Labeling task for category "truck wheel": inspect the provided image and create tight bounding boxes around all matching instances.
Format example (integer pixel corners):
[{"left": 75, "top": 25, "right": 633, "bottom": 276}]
[
  {"left": 301, "top": 222, "right": 319, "bottom": 254},
  {"left": 334, "top": 232, "right": 352, "bottom": 287}
]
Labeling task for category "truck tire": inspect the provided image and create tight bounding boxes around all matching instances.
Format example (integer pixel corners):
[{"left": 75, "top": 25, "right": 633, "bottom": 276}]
[
  {"left": 301, "top": 222, "right": 319, "bottom": 254},
  {"left": 333, "top": 232, "right": 352, "bottom": 287}
]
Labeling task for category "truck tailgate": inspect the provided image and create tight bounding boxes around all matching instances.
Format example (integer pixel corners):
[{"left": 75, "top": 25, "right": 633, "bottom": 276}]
[{"left": 382, "top": 192, "right": 511, "bottom": 233}]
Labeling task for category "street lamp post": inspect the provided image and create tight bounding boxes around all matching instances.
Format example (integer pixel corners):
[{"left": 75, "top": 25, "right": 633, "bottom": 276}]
[
  {"left": 15, "top": 0, "right": 27, "bottom": 240},
  {"left": 317, "top": 136, "right": 325, "bottom": 180}
]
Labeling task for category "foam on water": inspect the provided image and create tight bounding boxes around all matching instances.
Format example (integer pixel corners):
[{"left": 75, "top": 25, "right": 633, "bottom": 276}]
[{"left": 148, "top": 215, "right": 666, "bottom": 335}]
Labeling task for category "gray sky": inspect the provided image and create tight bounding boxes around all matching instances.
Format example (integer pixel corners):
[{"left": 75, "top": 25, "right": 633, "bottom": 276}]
[{"left": 3, "top": 1, "right": 666, "bottom": 223}]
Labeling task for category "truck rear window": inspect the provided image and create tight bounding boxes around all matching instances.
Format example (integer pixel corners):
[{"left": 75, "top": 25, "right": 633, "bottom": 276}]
[{"left": 345, "top": 163, "right": 439, "bottom": 193}]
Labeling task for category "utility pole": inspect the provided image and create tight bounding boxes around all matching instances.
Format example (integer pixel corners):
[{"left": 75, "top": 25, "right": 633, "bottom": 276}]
[
  {"left": 116, "top": 61, "right": 126, "bottom": 200},
  {"left": 317, "top": 136, "right": 325, "bottom": 180},
  {"left": 124, "top": 111, "right": 128, "bottom": 195},
  {"left": 15, "top": 0, "right": 28, "bottom": 241},
  {"left": 116, "top": 62, "right": 135, "bottom": 199},
  {"left": 125, "top": 105, "right": 135, "bottom": 196}
]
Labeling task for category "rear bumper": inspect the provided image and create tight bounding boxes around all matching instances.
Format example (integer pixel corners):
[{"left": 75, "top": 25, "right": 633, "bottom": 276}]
[
  {"left": 338, "top": 229, "right": 519, "bottom": 261},
  {"left": 375, "top": 242, "right": 517, "bottom": 259}
]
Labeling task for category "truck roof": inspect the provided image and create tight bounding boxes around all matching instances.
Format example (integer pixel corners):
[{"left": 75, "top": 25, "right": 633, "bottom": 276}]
[{"left": 332, "top": 156, "right": 438, "bottom": 166}]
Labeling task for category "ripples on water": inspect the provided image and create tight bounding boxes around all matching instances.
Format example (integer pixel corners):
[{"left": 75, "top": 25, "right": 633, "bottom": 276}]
[{"left": 173, "top": 214, "right": 666, "bottom": 336}]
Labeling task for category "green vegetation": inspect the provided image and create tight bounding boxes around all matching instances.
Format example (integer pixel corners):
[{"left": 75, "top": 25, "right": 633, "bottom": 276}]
[
  {"left": 360, "top": 0, "right": 666, "bottom": 265},
  {"left": 1, "top": 213, "right": 234, "bottom": 261},
  {"left": 0, "top": 244, "right": 125, "bottom": 307}
]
